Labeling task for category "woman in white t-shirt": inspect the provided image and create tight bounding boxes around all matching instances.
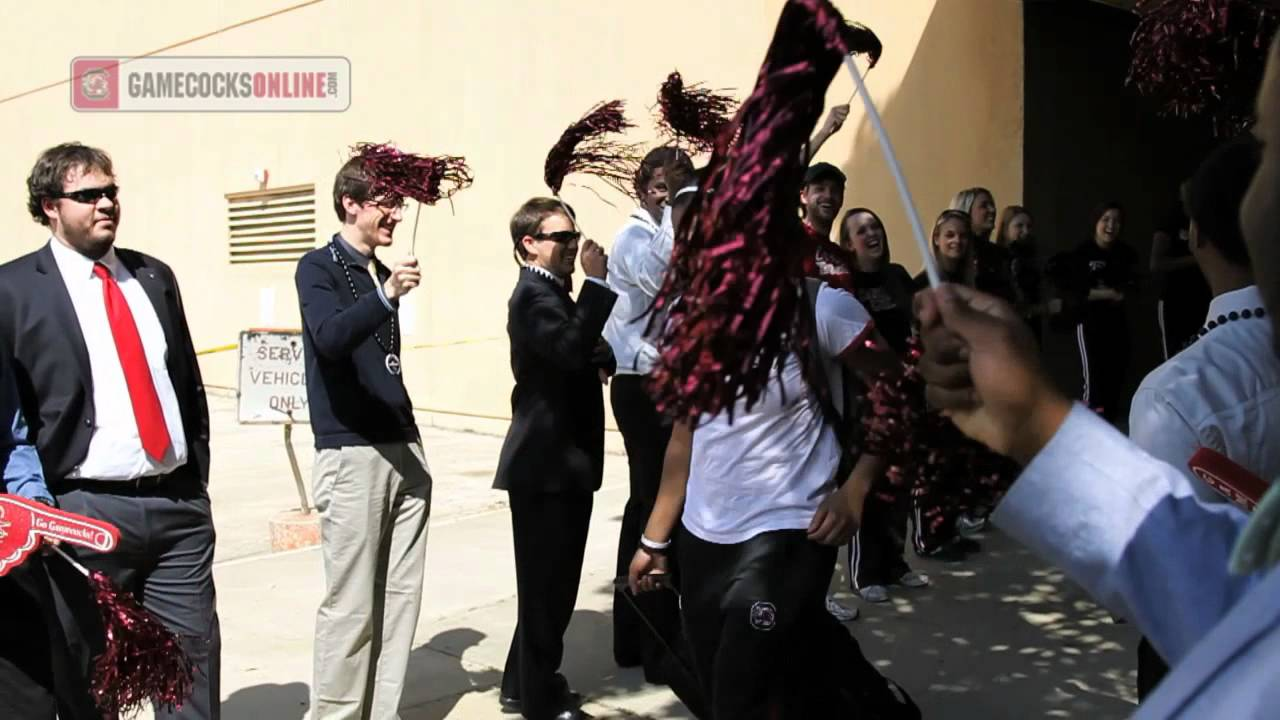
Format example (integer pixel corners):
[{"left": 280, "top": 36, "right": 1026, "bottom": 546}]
[{"left": 627, "top": 282, "right": 919, "bottom": 719}]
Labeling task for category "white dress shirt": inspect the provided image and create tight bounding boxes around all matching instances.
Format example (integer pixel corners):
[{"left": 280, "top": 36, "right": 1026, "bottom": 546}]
[
  {"left": 49, "top": 238, "right": 187, "bottom": 480},
  {"left": 1130, "top": 285, "right": 1280, "bottom": 503},
  {"left": 604, "top": 208, "right": 671, "bottom": 375},
  {"left": 523, "top": 263, "right": 607, "bottom": 290},
  {"left": 994, "top": 404, "right": 1279, "bottom": 718}
]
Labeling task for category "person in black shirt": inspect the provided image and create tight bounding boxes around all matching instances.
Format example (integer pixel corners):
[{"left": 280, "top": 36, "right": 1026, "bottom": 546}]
[
  {"left": 295, "top": 157, "right": 432, "bottom": 719},
  {"left": 1047, "top": 201, "right": 1139, "bottom": 425},
  {"left": 837, "top": 208, "right": 931, "bottom": 603},
  {"left": 995, "top": 205, "right": 1057, "bottom": 345},
  {"left": 914, "top": 209, "right": 976, "bottom": 290},
  {"left": 910, "top": 210, "right": 988, "bottom": 557},
  {"left": 951, "top": 187, "right": 1015, "bottom": 302},
  {"left": 1150, "top": 208, "right": 1211, "bottom": 358}
]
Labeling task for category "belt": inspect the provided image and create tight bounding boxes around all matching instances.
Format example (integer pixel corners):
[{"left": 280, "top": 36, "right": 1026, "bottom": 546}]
[{"left": 62, "top": 472, "right": 174, "bottom": 496}]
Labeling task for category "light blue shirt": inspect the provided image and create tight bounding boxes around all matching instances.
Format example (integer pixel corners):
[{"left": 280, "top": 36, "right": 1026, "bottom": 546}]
[
  {"left": 1, "top": 353, "right": 51, "bottom": 503},
  {"left": 995, "top": 403, "right": 1276, "bottom": 717}
]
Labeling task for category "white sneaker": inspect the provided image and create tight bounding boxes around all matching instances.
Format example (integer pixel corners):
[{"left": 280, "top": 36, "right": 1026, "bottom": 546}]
[
  {"left": 825, "top": 595, "right": 860, "bottom": 621},
  {"left": 955, "top": 513, "right": 988, "bottom": 537},
  {"left": 898, "top": 570, "right": 930, "bottom": 588},
  {"left": 858, "top": 585, "right": 890, "bottom": 603}
]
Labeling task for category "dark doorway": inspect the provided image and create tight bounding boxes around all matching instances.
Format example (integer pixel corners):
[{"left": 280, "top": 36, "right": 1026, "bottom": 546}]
[{"left": 1023, "top": 0, "right": 1218, "bottom": 419}]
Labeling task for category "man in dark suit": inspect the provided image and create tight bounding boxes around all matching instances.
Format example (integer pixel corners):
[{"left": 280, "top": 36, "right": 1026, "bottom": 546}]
[
  {"left": 494, "top": 197, "right": 617, "bottom": 720},
  {"left": 0, "top": 143, "right": 217, "bottom": 718}
]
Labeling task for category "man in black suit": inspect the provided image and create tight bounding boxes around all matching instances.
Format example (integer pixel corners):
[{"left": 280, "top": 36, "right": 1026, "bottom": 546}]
[
  {"left": 494, "top": 197, "right": 617, "bottom": 720},
  {"left": 0, "top": 143, "right": 216, "bottom": 718}
]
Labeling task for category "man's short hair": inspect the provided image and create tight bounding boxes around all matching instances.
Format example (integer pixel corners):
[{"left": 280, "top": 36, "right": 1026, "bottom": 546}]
[
  {"left": 1183, "top": 134, "right": 1261, "bottom": 268},
  {"left": 636, "top": 146, "right": 692, "bottom": 198},
  {"left": 26, "top": 143, "right": 114, "bottom": 226},
  {"left": 332, "top": 157, "right": 376, "bottom": 222},
  {"left": 509, "top": 197, "right": 573, "bottom": 262}
]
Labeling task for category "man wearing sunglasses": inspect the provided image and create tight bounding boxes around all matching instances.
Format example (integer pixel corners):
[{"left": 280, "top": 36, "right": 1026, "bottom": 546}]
[
  {"left": 0, "top": 142, "right": 216, "bottom": 718},
  {"left": 295, "top": 156, "right": 431, "bottom": 719},
  {"left": 494, "top": 197, "right": 616, "bottom": 720}
]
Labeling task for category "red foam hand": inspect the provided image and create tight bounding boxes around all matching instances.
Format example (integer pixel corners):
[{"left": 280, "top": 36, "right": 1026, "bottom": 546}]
[{"left": 0, "top": 495, "right": 120, "bottom": 576}]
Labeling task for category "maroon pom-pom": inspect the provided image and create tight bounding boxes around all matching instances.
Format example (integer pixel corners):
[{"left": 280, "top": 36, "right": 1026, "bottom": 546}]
[
  {"left": 656, "top": 71, "right": 739, "bottom": 154},
  {"left": 350, "top": 142, "right": 474, "bottom": 206},
  {"left": 862, "top": 340, "right": 1018, "bottom": 529},
  {"left": 1127, "top": 0, "right": 1278, "bottom": 134},
  {"left": 87, "top": 570, "right": 193, "bottom": 716},
  {"left": 646, "top": 0, "right": 880, "bottom": 422},
  {"left": 544, "top": 100, "right": 643, "bottom": 198}
]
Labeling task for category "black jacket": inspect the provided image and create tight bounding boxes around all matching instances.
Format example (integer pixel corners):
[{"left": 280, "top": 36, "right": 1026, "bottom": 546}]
[
  {"left": 0, "top": 243, "right": 210, "bottom": 487},
  {"left": 295, "top": 240, "right": 418, "bottom": 449},
  {"left": 494, "top": 269, "right": 617, "bottom": 494}
]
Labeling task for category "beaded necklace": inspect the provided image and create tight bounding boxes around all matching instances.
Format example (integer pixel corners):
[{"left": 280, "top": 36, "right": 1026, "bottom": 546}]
[
  {"left": 1183, "top": 306, "right": 1267, "bottom": 351},
  {"left": 329, "top": 238, "right": 401, "bottom": 375}
]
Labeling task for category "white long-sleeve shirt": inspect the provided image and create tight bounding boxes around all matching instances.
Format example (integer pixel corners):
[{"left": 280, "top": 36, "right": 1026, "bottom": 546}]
[
  {"left": 1129, "top": 285, "right": 1280, "bottom": 502},
  {"left": 994, "top": 403, "right": 1278, "bottom": 718},
  {"left": 604, "top": 208, "right": 672, "bottom": 375}
]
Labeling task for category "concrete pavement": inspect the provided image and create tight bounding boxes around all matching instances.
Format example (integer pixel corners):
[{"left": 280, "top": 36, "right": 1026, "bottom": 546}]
[{"left": 199, "top": 392, "right": 1139, "bottom": 719}]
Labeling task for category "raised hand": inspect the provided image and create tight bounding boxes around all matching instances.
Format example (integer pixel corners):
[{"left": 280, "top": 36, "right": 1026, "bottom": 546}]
[
  {"left": 580, "top": 239, "right": 608, "bottom": 279},
  {"left": 915, "top": 284, "right": 1072, "bottom": 465},
  {"left": 383, "top": 257, "right": 421, "bottom": 300}
]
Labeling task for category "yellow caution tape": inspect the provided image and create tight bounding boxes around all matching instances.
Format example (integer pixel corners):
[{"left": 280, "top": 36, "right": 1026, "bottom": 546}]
[
  {"left": 196, "top": 343, "right": 238, "bottom": 356},
  {"left": 197, "top": 336, "right": 502, "bottom": 356}
]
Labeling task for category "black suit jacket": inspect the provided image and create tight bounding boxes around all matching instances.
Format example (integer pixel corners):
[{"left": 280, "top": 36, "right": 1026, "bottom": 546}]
[
  {"left": 0, "top": 243, "right": 210, "bottom": 488},
  {"left": 494, "top": 269, "right": 617, "bottom": 494}
]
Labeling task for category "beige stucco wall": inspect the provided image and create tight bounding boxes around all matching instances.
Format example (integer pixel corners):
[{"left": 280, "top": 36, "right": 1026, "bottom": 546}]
[{"left": 0, "top": 0, "right": 1022, "bottom": 434}]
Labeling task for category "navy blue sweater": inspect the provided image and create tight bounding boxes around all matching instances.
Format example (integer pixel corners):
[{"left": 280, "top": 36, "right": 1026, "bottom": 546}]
[{"left": 295, "top": 239, "right": 418, "bottom": 449}]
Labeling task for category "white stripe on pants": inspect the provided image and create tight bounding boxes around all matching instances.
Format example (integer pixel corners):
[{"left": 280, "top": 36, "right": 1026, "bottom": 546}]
[
  {"left": 311, "top": 442, "right": 432, "bottom": 720},
  {"left": 1076, "top": 323, "right": 1092, "bottom": 405},
  {"left": 1157, "top": 300, "right": 1170, "bottom": 360}
]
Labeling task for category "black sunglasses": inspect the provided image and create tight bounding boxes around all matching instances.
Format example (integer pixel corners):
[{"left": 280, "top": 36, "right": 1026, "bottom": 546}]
[
  {"left": 55, "top": 185, "right": 119, "bottom": 204},
  {"left": 532, "top": 230, "right": 580, "bottom": 244}
]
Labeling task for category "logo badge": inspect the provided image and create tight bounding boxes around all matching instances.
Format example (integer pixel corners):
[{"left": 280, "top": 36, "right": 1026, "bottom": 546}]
[
  {"left": 81, "top": 68, "right": 111, "bottom": 99},
  {"left": 70, "top": 58, "right": 121, "bottom": 110},
  {"left": 749, "top": 601, "right": 777, "bottom": 631}
]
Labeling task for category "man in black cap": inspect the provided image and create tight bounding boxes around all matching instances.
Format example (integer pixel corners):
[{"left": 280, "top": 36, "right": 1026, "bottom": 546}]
[
  {"left": 801, "top": 162, "right": 847, "bottom": 241},
  {"left": 800, "top": 159, "right": 867, "bottom": 622}
]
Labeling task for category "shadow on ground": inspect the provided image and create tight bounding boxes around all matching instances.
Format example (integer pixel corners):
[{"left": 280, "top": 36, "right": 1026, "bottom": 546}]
[
  {"left": 834, "top": 528, "right": 1139, "bottom": 719},
  {"left": 221, "top": 531, "right": 1136, "bottom": 719},
  {"left": 222, "top": 680, "right": 309, "bottom": 720},
  {"left": 401, "top": 627, "right": 504, "bottom": 719}
]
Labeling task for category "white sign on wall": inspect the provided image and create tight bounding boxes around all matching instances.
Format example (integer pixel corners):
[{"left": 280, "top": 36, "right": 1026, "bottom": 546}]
[{"left": 238, "top": 329, "right": 309, "bottom": 424}]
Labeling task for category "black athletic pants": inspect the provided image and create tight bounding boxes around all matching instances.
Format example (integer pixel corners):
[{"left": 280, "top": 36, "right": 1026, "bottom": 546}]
[
  {"left": 610, "top": 375, "right": 680, "bottom": 672},
  {"left": 679, "top": 529, "right": 920, "bottom": 719},
  {"left": 1076, "top": 319, "right": 1130, "bottom": 425},
  {"left": 850, "top": 492, "right": 912, "bottom": 589}
]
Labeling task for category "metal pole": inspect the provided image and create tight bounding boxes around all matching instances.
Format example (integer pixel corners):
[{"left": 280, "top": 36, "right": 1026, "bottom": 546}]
[{"left": 283, "top": 422, "right": 311, "bottom": 514}]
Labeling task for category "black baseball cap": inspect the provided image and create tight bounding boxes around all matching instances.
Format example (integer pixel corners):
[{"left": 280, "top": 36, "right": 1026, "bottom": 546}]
[{"left": 804, "top": 161, "right": 846, "bottom": 186}]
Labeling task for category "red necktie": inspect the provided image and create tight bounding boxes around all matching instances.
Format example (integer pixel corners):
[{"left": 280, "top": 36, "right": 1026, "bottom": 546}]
[{"left": 92, "top": 263, "right": 172, "bottom": 461}]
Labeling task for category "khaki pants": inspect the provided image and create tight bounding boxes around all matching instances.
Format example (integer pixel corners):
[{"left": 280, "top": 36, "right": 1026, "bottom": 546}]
[{"left": 310, "top": 442, "right": 432, "bottom": 720}]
